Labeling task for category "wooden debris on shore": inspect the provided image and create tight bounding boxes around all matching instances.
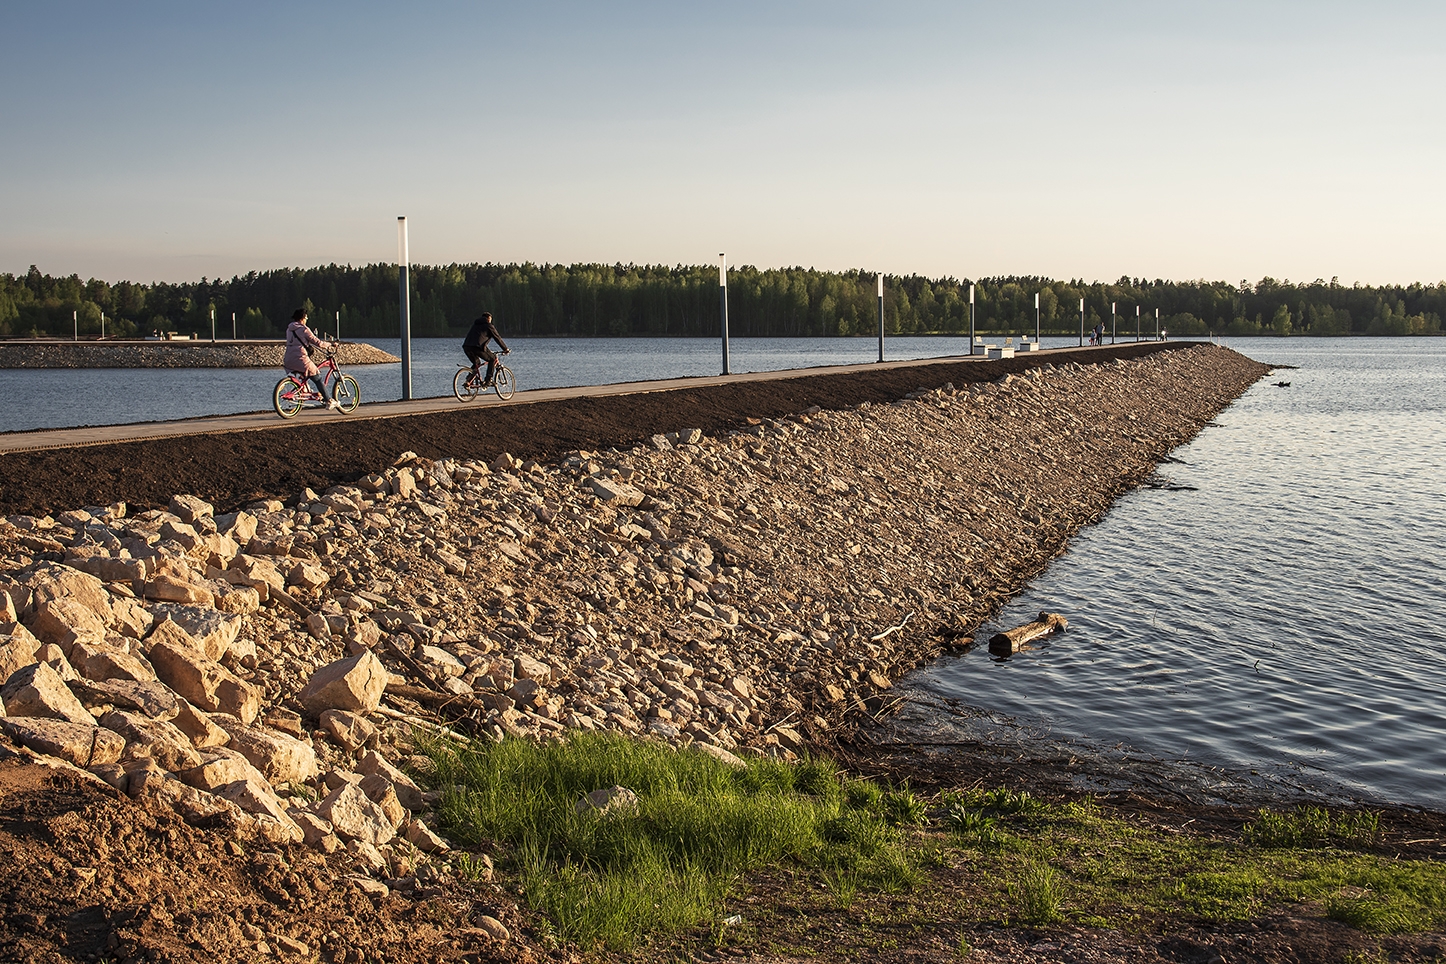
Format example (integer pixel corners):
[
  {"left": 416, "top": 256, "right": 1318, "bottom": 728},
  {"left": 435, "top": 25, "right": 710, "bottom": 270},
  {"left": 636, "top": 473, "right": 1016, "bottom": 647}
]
[{"left": 988, "top": 611, "right": 1068, "bottom": 655}]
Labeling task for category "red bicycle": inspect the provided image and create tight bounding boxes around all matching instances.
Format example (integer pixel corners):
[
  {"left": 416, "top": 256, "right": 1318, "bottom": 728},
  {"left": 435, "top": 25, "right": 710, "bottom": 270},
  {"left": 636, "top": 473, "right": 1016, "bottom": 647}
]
[{"left": 272, "top": 348, "right": 360, "bottom": 418}]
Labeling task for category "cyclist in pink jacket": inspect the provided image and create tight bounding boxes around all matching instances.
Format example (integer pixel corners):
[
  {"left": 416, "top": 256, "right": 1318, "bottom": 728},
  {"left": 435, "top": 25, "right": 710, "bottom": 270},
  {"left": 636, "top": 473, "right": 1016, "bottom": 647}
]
[{"left": 283, "top": 308, "right": 338, "bottom": 410}]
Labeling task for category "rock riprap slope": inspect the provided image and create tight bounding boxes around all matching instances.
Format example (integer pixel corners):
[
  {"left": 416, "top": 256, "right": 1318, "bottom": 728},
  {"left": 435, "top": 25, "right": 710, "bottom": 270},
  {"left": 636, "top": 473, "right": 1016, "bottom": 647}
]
[{"left": 0, "top": 345, "right": 1267, "bottom": 881}]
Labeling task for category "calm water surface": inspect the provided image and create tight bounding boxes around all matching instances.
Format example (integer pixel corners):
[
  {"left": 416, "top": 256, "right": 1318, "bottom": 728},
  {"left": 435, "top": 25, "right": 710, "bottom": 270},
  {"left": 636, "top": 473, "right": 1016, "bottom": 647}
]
[
  {"left": 1, "top": 334, "right": 1079, "bottom": 434},
  {"left": 904, "top": 339, "right": 1446, "bottom": 807}
]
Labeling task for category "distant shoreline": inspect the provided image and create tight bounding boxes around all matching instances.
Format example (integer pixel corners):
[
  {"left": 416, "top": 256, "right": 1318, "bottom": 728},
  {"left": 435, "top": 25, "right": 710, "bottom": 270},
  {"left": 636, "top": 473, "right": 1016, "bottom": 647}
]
[{"left": 0, "top": 339, "right": 400, "bottom": 369}]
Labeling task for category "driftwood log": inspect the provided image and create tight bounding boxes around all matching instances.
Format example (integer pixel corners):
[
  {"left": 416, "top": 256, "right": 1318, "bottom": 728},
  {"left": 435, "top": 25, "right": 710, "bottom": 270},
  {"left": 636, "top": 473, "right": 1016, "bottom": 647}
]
[{"left": 988, "top": 611, "right": 1068, "bottom": 655}]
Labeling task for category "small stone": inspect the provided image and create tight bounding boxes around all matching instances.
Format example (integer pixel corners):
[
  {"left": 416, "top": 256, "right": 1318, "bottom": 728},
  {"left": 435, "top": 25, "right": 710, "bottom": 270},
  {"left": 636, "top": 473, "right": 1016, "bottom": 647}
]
[
  {"left": 296, "top": 650, "right": 388, "bottom": 716},
  {"left": 574, "top": 785, "right": 639, "bottom": 816},
  {"left": 319, "top": 709, "right": 377, "bottom": 753}
]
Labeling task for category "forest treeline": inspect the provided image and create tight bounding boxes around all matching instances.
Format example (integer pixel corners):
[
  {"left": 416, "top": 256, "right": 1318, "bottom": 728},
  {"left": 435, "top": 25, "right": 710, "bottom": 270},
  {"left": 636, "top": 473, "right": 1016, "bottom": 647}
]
[{"left": 1, "top": 262, "right": 1442, "bottom": 340}]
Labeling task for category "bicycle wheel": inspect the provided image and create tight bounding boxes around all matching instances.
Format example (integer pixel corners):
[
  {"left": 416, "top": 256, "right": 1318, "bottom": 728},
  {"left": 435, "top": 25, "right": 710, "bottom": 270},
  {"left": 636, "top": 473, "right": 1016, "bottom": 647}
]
[
  {"left": 335, "top": 374, "right": 361, "bottom": 413},
  {"left": 273, "top": 377, "right": 304, "bottom": 419},
  {"left": 453, "top": 368, "right": 479, "bottom": 402},
  {"left": 493, "top": 365, "right": 516, "bottom": 400}
]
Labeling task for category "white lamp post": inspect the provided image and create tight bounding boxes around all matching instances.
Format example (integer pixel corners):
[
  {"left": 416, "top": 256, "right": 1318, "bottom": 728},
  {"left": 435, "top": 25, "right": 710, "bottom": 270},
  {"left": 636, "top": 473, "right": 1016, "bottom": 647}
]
[
  {"left": 719, "top": 254, "right": 730, "bottom": 375},
  {"left": 398, "top": 216, "right": 412, "bottom": 400},
  {"left": 876, "top": 274, "right": 885, "bottom": 362}
]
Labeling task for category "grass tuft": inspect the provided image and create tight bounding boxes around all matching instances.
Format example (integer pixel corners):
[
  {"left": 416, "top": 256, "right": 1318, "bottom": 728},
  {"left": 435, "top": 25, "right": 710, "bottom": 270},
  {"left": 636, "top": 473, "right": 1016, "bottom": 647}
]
[
  {"left": 1012, "top": 859, "right": 1064, "bottom": 925},
  {"left": 1242, "top": 806, "right": 1381, "bottom": 849}
]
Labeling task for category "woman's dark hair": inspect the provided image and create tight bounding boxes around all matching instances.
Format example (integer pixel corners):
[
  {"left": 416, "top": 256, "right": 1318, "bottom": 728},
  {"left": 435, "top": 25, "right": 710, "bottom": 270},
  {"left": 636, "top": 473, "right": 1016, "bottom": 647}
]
[{"left": 292, "top": 308, "right": 308, "bottom": 322}]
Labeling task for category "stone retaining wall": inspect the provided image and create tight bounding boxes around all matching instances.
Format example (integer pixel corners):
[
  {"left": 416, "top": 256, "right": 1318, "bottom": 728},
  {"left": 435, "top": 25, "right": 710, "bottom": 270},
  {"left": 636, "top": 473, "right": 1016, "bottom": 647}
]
[{"left": 0, "top": 341, "right": 399, "bottom": 369}]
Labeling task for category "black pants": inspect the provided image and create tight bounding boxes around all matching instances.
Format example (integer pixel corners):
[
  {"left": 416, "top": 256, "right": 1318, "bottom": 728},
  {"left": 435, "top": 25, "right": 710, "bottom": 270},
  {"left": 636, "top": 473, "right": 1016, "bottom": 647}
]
[{"left": 464, "top": 344, "right": 496, "bottom": 380}]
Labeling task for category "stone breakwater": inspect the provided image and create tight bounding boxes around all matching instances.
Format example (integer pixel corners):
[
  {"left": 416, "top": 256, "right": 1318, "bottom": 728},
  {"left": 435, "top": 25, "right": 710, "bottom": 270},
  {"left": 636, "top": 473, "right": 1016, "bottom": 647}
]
[
  {"left": 0, "top": 340, "right": 399, "bottom": 369},
  {"left": 0, "top": 346, "right": 1267, "bottom": 882}
]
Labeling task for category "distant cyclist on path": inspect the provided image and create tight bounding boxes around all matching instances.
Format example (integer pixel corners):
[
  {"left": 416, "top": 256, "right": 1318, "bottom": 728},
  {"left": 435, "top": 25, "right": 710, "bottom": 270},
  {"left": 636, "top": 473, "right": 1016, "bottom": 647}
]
[
  {"left": 284, "top": 308, "right": 338, "bottom": 410},
  {"left": 463, "top": 311, "right": 510, "bottom": 389}
]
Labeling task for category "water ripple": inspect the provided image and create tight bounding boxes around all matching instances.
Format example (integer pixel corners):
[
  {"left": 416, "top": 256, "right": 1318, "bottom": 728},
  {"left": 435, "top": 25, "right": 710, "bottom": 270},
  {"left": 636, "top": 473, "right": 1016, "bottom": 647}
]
[{"left": 906, "top": 340, "right": 1446, "bottom": 807}]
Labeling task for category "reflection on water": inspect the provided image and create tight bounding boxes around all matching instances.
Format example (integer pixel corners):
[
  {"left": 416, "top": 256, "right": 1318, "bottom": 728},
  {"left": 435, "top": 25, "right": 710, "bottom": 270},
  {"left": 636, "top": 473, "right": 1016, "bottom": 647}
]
[{"left": 903, "top": 340, "right": 1446, "bottom": 807}]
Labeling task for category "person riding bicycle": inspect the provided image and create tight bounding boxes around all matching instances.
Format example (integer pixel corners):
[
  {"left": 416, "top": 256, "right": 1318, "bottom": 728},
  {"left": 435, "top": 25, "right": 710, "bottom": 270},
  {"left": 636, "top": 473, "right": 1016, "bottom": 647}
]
[
  {"left": 284, "top": 308, "right": 339, "bottom": 410},
  {"left": 463, "top": 311, "right": 510, "bottom": 388}
]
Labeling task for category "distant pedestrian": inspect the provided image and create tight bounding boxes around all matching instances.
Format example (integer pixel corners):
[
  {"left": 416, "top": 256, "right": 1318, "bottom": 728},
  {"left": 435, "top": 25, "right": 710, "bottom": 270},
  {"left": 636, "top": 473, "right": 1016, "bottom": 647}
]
[
  {"left": 462, "top": 311, "right": 510, "bottom": 388},
  {"left": 284, "top": 308, "right": 338, "bottom": 410}
]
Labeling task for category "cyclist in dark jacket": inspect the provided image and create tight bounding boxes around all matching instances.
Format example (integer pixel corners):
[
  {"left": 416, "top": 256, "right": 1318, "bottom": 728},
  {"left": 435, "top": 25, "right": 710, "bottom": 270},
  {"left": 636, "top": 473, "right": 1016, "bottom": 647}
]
[{"left": 463, "top": 312, "right": 510, "bottom": 387}]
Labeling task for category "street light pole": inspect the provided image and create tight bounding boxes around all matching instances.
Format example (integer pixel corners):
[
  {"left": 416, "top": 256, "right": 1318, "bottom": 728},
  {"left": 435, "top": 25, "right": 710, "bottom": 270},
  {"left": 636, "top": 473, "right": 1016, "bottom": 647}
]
[
  {"left": 1111, "top": 302, "right": 1116, "bottom": 345},
  {"left": 968, "top": 283, "right": 976, "bottom": 355},
  {"left": 1078, "top": 298, "right": 1084, "bottom": 347},
  {"left": 73, "top": 310, "right": 77, "bottom": 342},
  {"left": 1035, "top": 292, "right": 1041, "bottom": 344},
  {"left": 211, "top": 306, "right": 215, "bottom": 342},
  {"left": 719, "top": 253, "right": 730, "bottom": 375},
  {"left": 398, "top": 216, "right": 412, "bottom": 401},
  {"left": 876, "top": 274, "right": 885, "bottom": 363},
  {"left": 1155, "top": 307, "right": 1160, "bottom": 340},
  {"left": 232, "top": 312, "right": 236, "bottom": 339},
  {"left": 1136, "top": 305, "right": 1141, "bottom": 342}
]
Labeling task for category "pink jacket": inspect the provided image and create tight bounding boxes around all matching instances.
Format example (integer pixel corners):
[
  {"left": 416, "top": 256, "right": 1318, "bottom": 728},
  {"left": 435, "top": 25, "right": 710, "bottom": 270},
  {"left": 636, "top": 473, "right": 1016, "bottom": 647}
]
[{"left": 284, "top": 321, "right": 323, "bottom": 376}]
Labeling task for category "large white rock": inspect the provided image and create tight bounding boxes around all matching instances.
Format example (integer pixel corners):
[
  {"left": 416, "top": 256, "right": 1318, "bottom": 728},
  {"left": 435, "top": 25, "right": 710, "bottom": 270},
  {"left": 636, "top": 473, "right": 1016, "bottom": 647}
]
[
  {"left": 150, "top": 604, "right": 241, "bottom": 662},
  {"left": 0, "top": 636, "right": 39, "bottom": 686},
  {"left": 109, "top": 598, "right": 154, "bottom": 639},
  {"left": 69, "top": 677, "right": 179, "bottom": 720},
  {"left": 100, "top": 709, "right": 202, "bottom": 771},
  {"left": 171, "top": 699, "right": 231, "bottom": 749},
  {"left": 296, "top": 650, "right": 387, "bottom": 716},
  {"left": 212, "top": 776, "right": 304, "bottom": 843},
  {"left": 146, "top": 638, "right": 260, "bottom": 724},
  {"left": 316, "top": 782, "right": 395, "bottom": 846},
  {"left": 586, "top": 476, "right": 645, "bottom": 506},
  {"left": 0, "top": 717, "right": 125, "bottom": 767},
  {"left": 72, "top": 642, "right": 157, "bottom": 683},
  {"left": 1, "top": 661, "right": 94, "bottom": 725},
  {"left": 24, "top": 562, "right": 112, "bottom": 625},
  {"left": 28, "top": 597, "right": 108, "bottom": 651},
  {"left": 168, "top": 494, "right": 214, "bottom": 525},
  {"left": 356, "top": 749, "right": 426, "bottom": 810},
  {"left": 213, "top": 717, "right": 319, "bottom": 786},
  {"left": 177, "top": 750, "right": 269, "bottom": 792}
]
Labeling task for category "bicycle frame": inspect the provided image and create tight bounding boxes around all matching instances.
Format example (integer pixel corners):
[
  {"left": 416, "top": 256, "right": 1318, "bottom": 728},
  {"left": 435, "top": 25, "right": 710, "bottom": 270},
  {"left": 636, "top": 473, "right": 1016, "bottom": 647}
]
[{"left": 281, "top": 355, "right": 341, "bottom": 401}]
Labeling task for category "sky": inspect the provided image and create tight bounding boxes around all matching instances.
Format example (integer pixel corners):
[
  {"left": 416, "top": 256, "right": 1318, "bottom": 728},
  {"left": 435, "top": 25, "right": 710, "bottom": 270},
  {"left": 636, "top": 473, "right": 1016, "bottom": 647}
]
[{"left": 3, "top": 1, "right": 1443, "bottom": 286}]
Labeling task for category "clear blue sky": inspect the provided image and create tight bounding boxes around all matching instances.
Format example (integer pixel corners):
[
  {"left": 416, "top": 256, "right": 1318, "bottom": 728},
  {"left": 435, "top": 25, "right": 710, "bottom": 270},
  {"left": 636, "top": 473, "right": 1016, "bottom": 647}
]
[{"left": 3, "top": 1, "right": 1442, "bottom": 285}]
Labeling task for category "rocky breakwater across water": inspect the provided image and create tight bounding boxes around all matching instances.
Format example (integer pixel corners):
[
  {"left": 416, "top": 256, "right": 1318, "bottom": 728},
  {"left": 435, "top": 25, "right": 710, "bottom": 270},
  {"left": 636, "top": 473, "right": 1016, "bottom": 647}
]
[
  {"left": 0, "top": 340, "right": 399, "bottom": 368},
  {"left": 0, "top": 347, "right": 1267, "bottom": 930}
]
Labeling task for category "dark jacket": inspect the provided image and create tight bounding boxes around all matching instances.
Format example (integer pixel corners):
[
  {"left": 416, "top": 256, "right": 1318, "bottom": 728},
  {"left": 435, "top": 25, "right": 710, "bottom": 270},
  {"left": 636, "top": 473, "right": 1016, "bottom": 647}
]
[{"left": 463, "top": 316, "right": 508, "bottom": 352}]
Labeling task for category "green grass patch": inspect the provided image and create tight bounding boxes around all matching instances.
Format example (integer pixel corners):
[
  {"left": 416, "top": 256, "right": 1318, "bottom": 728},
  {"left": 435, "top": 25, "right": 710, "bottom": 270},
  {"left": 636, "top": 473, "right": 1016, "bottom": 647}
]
[
  {"left": 424, "top": 732, "right": 918, "bottom": 951},
  {"left": 1242, "top": 805, "right": 1382, "bottom": 849}
]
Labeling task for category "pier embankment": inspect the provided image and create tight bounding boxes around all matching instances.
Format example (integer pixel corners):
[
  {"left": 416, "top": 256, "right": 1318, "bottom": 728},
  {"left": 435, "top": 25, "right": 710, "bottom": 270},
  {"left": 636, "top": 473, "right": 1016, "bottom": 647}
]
[{"left": 0, "top": 339, "right": 399, "bottom": 369}]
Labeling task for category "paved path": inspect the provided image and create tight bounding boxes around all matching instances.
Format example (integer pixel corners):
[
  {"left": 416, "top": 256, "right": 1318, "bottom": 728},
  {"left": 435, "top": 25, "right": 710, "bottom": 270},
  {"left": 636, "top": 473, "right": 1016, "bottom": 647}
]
[{"left": 0, "top": 347, "right": 1085, "bottom": 455}]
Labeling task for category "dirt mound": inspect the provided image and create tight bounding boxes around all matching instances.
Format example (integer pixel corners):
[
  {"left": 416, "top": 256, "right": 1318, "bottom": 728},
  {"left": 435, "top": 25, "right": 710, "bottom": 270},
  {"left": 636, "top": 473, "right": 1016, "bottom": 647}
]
[
  {"left": 0, "top": 760, "right": 547, "bottom": 964},
  {"left": 0, "top": 344, "right": 1178, "bottom": 519}
]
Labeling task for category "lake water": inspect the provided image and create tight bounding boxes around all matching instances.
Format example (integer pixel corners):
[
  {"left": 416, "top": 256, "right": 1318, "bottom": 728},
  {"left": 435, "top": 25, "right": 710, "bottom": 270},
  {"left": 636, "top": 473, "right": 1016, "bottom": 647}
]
[
  {"left": 899, "top": 338, "right": 1446, "bottom": 808},
  {"left": 0, "top": 334, "right": 1093, "bottom": 434}
]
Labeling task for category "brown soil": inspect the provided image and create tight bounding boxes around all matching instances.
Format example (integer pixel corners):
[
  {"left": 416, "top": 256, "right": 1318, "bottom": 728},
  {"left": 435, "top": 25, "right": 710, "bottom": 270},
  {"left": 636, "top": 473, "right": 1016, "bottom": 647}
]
[
  {"left": 0, "top": 344, "right": 1177, "bottom": 519},
  {"left": 0, "top": 759, "right": 557, "bottom": 964}
]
